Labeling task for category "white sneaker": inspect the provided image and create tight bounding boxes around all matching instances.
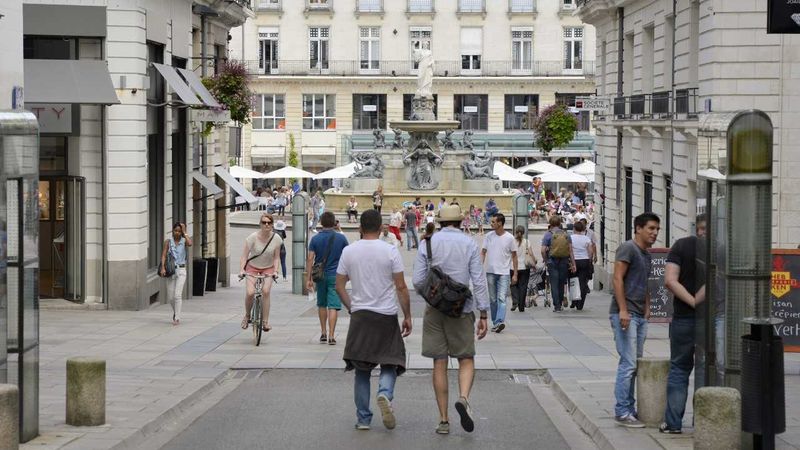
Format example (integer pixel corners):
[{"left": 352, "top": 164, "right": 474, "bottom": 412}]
[{"left": 377, "top": 394, "right": 396, "bottom": 430}]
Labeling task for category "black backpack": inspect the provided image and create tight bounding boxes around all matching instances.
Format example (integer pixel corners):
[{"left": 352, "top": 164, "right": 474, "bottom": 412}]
[{"left": 419, "top": 238, "right": 472, "bottom": 317}]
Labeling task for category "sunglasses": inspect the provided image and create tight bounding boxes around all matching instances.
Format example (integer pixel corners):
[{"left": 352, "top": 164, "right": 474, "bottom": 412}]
[{"left": 261, "top": 221, "right": 273, "bottom": 225}]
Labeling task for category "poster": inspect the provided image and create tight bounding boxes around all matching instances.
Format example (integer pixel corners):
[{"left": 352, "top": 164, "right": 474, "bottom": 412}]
[
  {"left": 772, "top": 250, "right": 800, "bottom": 351},
  {"left": 647, "top": 248, "right": 673, "bottom": 323}
]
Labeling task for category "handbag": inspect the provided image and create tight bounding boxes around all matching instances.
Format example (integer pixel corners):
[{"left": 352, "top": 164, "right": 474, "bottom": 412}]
[
  {"left": 523, "top": 240, "right": 536, "bottom": 268},
  {"left": 311, "top": 233, "right": 336, "bottom": 283},
  {"left": 419, "top": 238, "right": 472, "bottom": 318},
  {"left": 568, "top": 277, "right": 581, "bottom": 301},
  {"left": 159, "top": 240, "right": 176, "bottom": 278}
]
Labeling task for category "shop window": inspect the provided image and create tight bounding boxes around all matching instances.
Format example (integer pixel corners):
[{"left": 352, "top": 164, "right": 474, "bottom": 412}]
[{"left": 352, "top": 94, "right": 386, "bottom": 130}]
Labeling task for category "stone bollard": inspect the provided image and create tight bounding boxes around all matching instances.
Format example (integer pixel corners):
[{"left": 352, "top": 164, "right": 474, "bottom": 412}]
[
  {"left": 694, "top": 387, "right": 740, "bottom": 450},
  {"left": 0, "top": 384, "right": 19, "bottom": 450},
  {"left": 66, "top": 357, "right": 106, "bottom": 426},
  {"left": 636, "top": 357, "right": 670, "bottom": 427}
]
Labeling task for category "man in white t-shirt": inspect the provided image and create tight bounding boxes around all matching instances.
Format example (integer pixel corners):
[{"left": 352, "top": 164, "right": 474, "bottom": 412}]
[
  {"left": 336, "top": 209, "right": 412, "bottom": 431},
  {"left": 380, "top": 224, "right": 400, "bottom": 247},
  {"left": 481, "top": 213, "right": 518, "bottom": 332}
]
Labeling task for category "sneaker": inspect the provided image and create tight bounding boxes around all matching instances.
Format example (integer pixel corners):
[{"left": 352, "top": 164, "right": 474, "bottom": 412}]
[
  {"left": 490, "top": 325, "right": 498, "bottom": 333},
  {"left": 495, "top": 323, "right": 506, "bottom": 333},
  {"left": 615, "top": 414, "right": 645, "bottom": 428},
  {"left": 659, "top": 422, "right": 682, "bottom": 434},
  {"left": 511, "top": 305, "right": 517, "bottom": 311},
  {"left": 355, "top": 423, "right": 371, "bottom": 430},
  {"left": 376, "top": 394, "right": 396, "bottom": 430},
  {"left": 435, "top": 421, "right": 450, "bottom": 435},
  {"left": 454, "top": 397, "right": 475, "bottom": 432},
  {"left": 319, "top": 334, "right": 327, "bottom": 343}
]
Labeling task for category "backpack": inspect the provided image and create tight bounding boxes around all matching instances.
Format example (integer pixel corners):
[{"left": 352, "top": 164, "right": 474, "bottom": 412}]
[
  {"left": 419, "top": 238, "right": 472, "bottom": 318},
  {"left": 549, "top": 230, "right": 570, "bottom": 258}
]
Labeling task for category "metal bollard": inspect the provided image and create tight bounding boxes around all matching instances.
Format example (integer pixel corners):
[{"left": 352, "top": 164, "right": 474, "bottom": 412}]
[
  {"left": 694, "top": 387, "right": 740, "bottom": 450},
  {"left": 0, "top": 384, "right": 19, "bottom": 449},
  {"left": 66, "top": 357, "right": 106, "bottom": 426},
  {"left": 635, "top": 357, "right": 669, "bottom": 427}
]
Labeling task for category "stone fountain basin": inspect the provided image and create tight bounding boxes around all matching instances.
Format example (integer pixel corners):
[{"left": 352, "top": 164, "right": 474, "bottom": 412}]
[{"left": 389, "top": 120, "right": 461, "bottom": 132}]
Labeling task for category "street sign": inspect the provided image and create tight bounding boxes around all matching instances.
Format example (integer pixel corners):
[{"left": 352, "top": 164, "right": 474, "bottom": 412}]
[
  {"left": 191, "top": 109, "right": 231, "bottom": 122},
  {"left": 767, "top": 0, "right": 800, "bottom": 34},
  {"left": 574, "top": 97, "right": 610, "bottom": 112}
]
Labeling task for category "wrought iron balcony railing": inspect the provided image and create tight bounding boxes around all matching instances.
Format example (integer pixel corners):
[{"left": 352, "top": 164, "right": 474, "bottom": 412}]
[
  {"left": 256, "top": 0, "right": 280, "bottom": 11},
  {"left": 245, "top": 59, "right": 596, "bottom": 77},
  {"left": 357, "top": 0, "right": 382, "bottom": 12},
  {"left": 607, "top": 88, "right": 699, "bottom": 120},
  {"left": 306, "top": 0, "right": 332, "bottom": 11},
  {"left": 408, "top": 0, "right": 434, "bottom": 12},
  {"left": 458, "top": 0, "right": 485, "bottom": 13},
  {"left": 509, "top": 0, "right": 536, "bottom": 13}
]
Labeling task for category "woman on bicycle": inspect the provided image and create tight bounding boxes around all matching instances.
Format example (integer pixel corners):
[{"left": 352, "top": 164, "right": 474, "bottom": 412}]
[
  {"left": 239, "top": 213, "right": 283, "bottom": 332},
  {"left": 161, "top": 222, "right": 192, "bottom": 325}
]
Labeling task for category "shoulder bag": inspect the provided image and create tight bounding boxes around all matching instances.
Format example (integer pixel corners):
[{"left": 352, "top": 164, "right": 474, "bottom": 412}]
[
  {"left": 523, "top": 239, "right": 537, "bottom": 268},
  {"left": 159, "top": 239, "right": 176, "bottom": 278},
  {"left": 311, "top": 233, "right": 337, "bottom": 283},
  {"left": 245, "top": 234, "right": 276, "bottom": 270},
  {"left": 419, "top": 238, "right": 472, "bottom": 318}
]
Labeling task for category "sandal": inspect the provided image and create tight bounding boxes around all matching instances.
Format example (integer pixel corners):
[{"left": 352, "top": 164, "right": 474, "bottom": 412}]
[
  {"left": 261, "top": 322, "right": 271, "bottom": 332},
  {"left": 319, "top": 334, "right": 327, "bottom": 343},
  {"left": 241, "top": 316, "right": 249, "bottom": 329}
]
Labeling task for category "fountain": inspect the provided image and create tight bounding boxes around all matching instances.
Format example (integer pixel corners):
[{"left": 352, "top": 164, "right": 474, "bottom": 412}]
[{"left": 326, "top": 48, "right": 512, "bottom": 212}]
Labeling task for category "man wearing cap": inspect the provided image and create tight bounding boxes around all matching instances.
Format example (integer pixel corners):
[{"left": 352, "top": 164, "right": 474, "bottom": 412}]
[{"left": 413, "top": 205, "right": 490, "bottom": 435}]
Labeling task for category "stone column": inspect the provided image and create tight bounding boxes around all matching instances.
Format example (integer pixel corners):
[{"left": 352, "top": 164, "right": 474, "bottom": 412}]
[
  {"left": 0, "top": 384, "right": 19, "bottom": 450},
  {"left": 694, "top": 387, "right": 741, "bottom": 450},
  {"left": 635, "top": 357, "right": 669, "bottom": 426},
  {"left": 66, "top": 358, "right": 106, "bottom": 426}
]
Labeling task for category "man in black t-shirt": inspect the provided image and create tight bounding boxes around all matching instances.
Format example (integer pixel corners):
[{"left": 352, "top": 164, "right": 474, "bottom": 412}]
[{"left": 660, "top": 217, "right": 706, "bottom": 434}]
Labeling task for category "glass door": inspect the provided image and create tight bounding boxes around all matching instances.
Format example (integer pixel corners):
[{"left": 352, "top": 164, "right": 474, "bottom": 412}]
[{"left": 38, "top": 176, "right": 83, "bottom": 301}]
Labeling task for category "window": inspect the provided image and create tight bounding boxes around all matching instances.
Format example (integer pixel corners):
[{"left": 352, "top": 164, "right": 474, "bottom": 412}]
[
  {"left": 454, "top": 94, "right": 488, "bottom": 130},
  {"left": 308, "top": 0, "right": 330, "bottom": 7},
  {"left": 359, "top": 27, "right": 380, "bottom": 71},
  {"left": 563, "top": 27, "right": 583, "bottom": 71},
  {"left": 459, "top": 0, "right": 484, "bottom": 12},
  {"left": 644, "top": 171, "right": 653, "bottom": 213},
  {"left": 510, "top": 0, "right": 535, "bottom": 13},
  {"left": 511, "top": 28, "right": 533, "bottom": 72},
  {"left": 353, "top": 94, "right": 387, "bottom": 130},
  {"left": 23, "top": 36, "right": 77, "bottom": 59},
  {"left": 259, "top": 28, "right": 279, "bottom": 74},
  {"left": 408, "top": 0, "right": 433, "bottom": 12},
  {"left": 403, "top": 94, "right": 437, "bottom": 120},
  {"left": 258, "top": 0, "right": 281, "bottom": 10},
  {"left": 625, "top": 167, "right": 633, "bottom": 241},
  {"left": 460, "top": 28, "right": 482, "bottom": 73},
  {"left": 562, "top": 0, "right": 575, "bottom": 9},
  {"left": 309, "top": 27, "right": 329, "bottom": 70},
  {"left": 39, "top": 137, "right": 68, "bottom": 173},
  {"left": 358, "top": 0, "right": 381, "bottom": 12},
  {"left": 410, "top": 27, "right": 432, "bottom": 70},
  {"left": 302, "top": 94, "right": 336, "bottom": 130},
  {"left": 504, "top": 95, "right": 538, "bottom": 130},
  {"left": 214, "top": 44, "right": 225, "bottom": 75},
  {"left": 147, "top": 42, "right": 165, "bottom": 269},
  {"left": 253, "top": 95, "right": 286, "bottom": 130}
]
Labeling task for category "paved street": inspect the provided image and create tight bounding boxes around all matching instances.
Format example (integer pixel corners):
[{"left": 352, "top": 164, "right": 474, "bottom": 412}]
[
  {"left": 24, "top": 225, "right": 800, "bottom": 449},
  {"left": 161, "top": 369, "right": 570, "bottom": 450}
]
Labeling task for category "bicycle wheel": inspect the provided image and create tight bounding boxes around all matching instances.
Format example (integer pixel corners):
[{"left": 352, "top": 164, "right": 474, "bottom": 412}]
[{"left": 252, "top": 294, "right": 262, "bottom": 346}]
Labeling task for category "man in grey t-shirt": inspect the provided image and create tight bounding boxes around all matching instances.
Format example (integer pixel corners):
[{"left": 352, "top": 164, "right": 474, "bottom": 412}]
[{"left": 610, "top": 212, "right": 660, "bottom": 428}]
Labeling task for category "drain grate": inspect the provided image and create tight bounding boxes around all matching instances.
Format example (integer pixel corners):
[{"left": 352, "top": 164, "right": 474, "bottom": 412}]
[{"left": 230, "top": 369, "right": 266, "bottom": 379}]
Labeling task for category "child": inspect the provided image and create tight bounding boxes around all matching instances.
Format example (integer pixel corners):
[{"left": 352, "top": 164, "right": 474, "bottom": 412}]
[
  {"left": 475, "top": 208, "right": 484, "bottom": 234},
  {"left": 461, "top": 210, "right": 471, "bottom": 233}
]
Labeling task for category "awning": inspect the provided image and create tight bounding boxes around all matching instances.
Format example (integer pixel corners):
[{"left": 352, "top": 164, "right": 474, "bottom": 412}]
[
  {"left": 151, "top": 63, "right": 203, "bottom": 106},
  {"left": 191, "top": 171, "right": 223, "bottom": 199},
  {"left": 314, "top": 162, "right": 356, "bottom": 180},
  {"left": 177, "top": 68, "right": 221, "bottom": 108},
  {"left": 214, "top": 166, "right": 258, "bottom": 207},
  {"left": 24, "top": 59, "right": 120, "bottom": 105},
  {"left": 493, "top": 161, "right": 533, "bottom": 183}
]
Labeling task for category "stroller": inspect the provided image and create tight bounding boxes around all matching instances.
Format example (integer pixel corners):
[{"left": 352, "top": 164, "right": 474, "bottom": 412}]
[{"left": 526, "top": 265, "right": 551, "bottom": 308}]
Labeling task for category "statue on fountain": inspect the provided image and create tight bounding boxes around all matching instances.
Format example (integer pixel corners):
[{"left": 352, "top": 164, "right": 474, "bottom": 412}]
[
  {"left": 413, "top": 48, "right": 434, "bottom": 99},
  {"left": 403, "top": 139, "right": 443, "bottom": 190},
  {"left": 461, "top": 129, "right": 475, "bottom": 151},
  {"left": 373, "top": 129, "right": 386, "bottom": 149},
  {"left": 391, "top": 128, "right": 405, "bottom": 150},
  {"left": 352, "top": 151, "right": 384, "bottom": 178},
  {"left": 442, "top": 129, "right": 457, "bottom": 151},
  {"left": 462, "top": 151, "right": 496, "bottom": 180}
]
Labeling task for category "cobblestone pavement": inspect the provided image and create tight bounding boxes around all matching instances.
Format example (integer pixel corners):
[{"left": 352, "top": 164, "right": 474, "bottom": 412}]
[{"left": 22, "top": 227, "right": 800, "bottom": 449}]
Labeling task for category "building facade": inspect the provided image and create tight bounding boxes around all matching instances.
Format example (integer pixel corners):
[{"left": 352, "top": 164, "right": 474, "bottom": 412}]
[
  {"left": 578, "top": 0, "right": 800, "bottom": 285},
  {"left": 230, "top": 0, "right": 597, "bottom": 183},
  {"left": 20, "top": 0, "right": 253, "bottom": 309}
]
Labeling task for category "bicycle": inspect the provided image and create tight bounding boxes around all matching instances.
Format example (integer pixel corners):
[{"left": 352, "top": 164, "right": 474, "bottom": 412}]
[{"left": 239, "top": 273, "right": 278, "bottom": 346}]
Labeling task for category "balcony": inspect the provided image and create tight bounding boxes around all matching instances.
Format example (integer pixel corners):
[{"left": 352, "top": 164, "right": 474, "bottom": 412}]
[
  {"left": 305, "top": 0, "right": 332, "bottom": 17},
  {"left": 508, "top": 0, "right": 536, "bottom": 15},
  {"left": 606, "top": 89, "right": 700, "bottom": 122},
  {"left": 558, "top": 1, "right": 577, "bottom": 16},
  {"left": 355, "top": 0, "right": 383, "bottom": 17},
  {"left": 256, "top": 0, "right": 281, "bottom": 12},
  {"left": 244, "top": 59, "right": 595, "bottom": 77},
  {"left": 457, "top": 0, "right": 485, "bottom": 17}
]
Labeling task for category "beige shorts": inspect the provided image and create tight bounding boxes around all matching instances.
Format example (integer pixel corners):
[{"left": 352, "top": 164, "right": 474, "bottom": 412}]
[{"left": 421, "top": 306, "right": 476, "bottom": 360}]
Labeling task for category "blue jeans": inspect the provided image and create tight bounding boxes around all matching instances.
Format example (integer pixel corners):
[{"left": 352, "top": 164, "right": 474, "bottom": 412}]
[
  {"left": 354, "top": 366, "right": 398, "bottom": 425},
  {"left": 487, "top": 273, "right": 510, "bottom": 326},
  {"left": 547, "top": 258, "right": 570, "bottom": 311},
  {"left": 406, "top": 227, "right": 418, "bottom": 250},
  {"left": 664, "top": 317, "right": 695, "bottom": 430},
  {"left": 610, "top": 313, "right": 648, "bottom": 418}
]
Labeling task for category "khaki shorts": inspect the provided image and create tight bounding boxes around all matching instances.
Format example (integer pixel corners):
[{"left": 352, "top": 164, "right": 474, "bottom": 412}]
[{"left": 422, "top": 306, "right": 476, "bottom": 360}]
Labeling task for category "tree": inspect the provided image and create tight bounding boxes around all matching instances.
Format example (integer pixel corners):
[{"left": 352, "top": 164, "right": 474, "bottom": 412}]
[
  {"left": 533, "top": 104, "right": 579, "bottom": 155},
  {"left": 287, "top": 133, "right": 299, "bottom": 185}
]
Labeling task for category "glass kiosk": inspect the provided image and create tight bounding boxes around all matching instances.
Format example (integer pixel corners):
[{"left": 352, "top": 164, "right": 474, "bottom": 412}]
[{"left": 0, "top": 110, "right": 41, "bottom": 442}]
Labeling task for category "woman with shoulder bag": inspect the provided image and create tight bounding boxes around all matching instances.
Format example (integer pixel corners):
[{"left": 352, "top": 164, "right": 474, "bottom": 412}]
[
  {"left": 239, "top": 213, "right": 283, "bottom": 332},
  {"left": 161, "top": 222, "right": 192, "bottom": 325},
  {"left": 510, "top": 225, "right": 537, "bottom": 313}
]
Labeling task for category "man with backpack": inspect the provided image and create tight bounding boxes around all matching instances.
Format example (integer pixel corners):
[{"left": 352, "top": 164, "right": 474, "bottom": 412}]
[{"left": 541, "top": 215, "right": 576, "bottom": 312}]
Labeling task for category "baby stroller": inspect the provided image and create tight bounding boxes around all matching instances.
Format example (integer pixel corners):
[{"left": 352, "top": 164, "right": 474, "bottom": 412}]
[{"left": 526, "top": 264, "right": 551, "bottom": 308}]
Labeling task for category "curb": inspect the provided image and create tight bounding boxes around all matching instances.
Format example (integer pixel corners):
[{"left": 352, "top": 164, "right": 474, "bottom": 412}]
[{"left": 110, "top": 370, "right": 233, "bottom": 450}]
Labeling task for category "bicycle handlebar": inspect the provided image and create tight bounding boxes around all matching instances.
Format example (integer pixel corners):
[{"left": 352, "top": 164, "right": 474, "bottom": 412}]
[{"left": 238, "top": 273, "right": 279, "bottom": 282}]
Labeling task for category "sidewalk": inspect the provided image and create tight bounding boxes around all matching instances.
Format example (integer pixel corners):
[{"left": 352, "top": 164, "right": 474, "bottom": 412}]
[{"left": 24, "top": 273, "right": 800, "bottom": 449}]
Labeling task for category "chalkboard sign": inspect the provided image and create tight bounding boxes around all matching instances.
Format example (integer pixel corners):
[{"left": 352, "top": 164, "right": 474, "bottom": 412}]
[
  {"left": 647, "top": 248, "right": 673, "bottom": 323},
  {"left": 771, "top": 250, "right": 800, "bottom": 352}
]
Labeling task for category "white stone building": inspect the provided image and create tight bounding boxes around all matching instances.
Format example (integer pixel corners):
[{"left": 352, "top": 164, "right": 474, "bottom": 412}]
[
  {"left": 578, "top": 0, "right": 800, "bottom": 285},
  {"left": 19, "top": 0, "right": 253, "bottom": 309},
  {"left": 230, "top": 0, "right": 597, "bottom": 185}
]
